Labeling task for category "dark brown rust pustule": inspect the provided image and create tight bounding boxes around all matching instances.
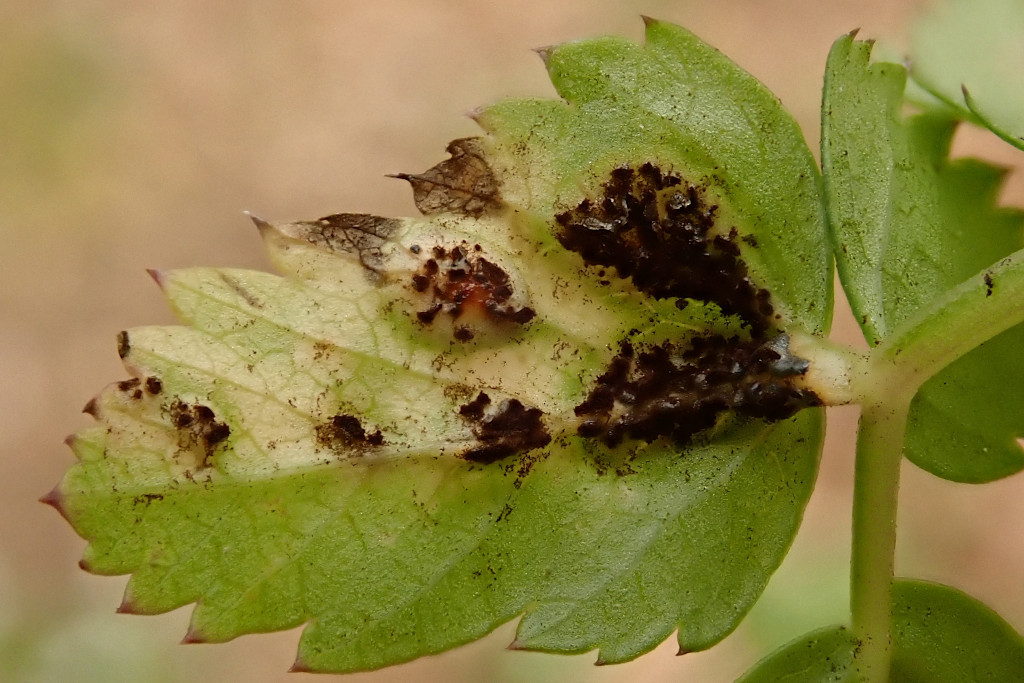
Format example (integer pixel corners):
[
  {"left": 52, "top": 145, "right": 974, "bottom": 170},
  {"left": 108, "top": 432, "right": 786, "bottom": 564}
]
[
  {"left": 575, "top": 335, "right": 819, "bottom": 448},
  {"left": 410, "top": 242, "right": 535, "bottom": 338},
  {"left": 555, "top": 163, "right": 774, "bottom": 333},
  {"left": 458, "top": 392, "right": 552, "bottom": 463},
  {"left": 315, "top": 414, "right": 385, "bottom": 454},
  {"left": 166, "top": 399, "right": 231, "bottom": 467}
]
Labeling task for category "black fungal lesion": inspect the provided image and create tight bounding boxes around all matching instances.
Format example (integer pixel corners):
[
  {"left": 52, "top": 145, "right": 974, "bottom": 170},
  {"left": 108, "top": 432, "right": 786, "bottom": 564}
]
[
  {"left": 410, "top": 242, "right": 535, "bottom": 339},
  {"left": 315, "top": 413, "right": 385, "bottom": 455},
  {"left": 575, "top": 334, "right": 819, "bottom": 448},
  {"left": 557, "top": 162, "right": 821, "bottom": 450},
  {"left": 458, "top": 392, "right": 551, "bottom": 464},
  {"left": 555, "top": 162, "right": 774, "bottom": 334},
  {"left": 116, "top": 376, "right": 163, "bottom": 401},
  {"left": 391, "top": 138, "right": 502, "bottom": 217},
  {"left": 166, "top": 399, "right": 231, "bottom": 468}
]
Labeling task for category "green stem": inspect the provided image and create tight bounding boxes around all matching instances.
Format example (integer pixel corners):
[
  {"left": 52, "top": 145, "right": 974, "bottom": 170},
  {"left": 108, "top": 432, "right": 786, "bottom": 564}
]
[
  {"left": 850, "top": 397, "right": 911, "bottom": 682},
  {"left": 876, "top": 247, "right": 1024, "bottom": 393}
]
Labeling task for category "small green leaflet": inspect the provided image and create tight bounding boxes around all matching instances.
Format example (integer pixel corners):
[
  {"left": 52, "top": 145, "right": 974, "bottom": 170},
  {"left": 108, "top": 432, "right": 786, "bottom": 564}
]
[
  {"left": 738, "top": 580, "right": 1024, "bottom": 681},
  {"left": 48, "top": 20, "right": 832, "bottom": 672},
  {"left": 821, "top": 35, "right": 1024, "bottom": 482}
]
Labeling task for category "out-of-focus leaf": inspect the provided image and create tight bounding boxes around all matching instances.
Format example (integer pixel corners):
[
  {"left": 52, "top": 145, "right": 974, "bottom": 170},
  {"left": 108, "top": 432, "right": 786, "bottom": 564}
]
[
  {"left": 49, "top": 20, "right": 831, "bottom": 672},
  {"left": 740, "top": 580, "right": 1024, "bottom": 681},
  {"left": 821, "top": 34, "right": 1024, "bottom": 482},
  {"left": 909, "top": 0, "right": 1024, "bottom": 151}
]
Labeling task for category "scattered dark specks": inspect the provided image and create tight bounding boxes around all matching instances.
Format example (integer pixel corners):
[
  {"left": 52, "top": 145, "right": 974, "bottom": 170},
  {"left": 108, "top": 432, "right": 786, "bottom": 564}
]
[
  {"left": 391, "top": 137, "right": 502, "bottom": 217},
  {"left": 458, "top": 392, "right": 552, "bottom": 464},
  {"left": 554, "top": 162, "right": 773, "bottom": 334},
  {"left": 984, "top": 272, "right": 994, "bottom": 297},
  {"left": 315, "top": 413, "right": 385, "bottom": 455}
]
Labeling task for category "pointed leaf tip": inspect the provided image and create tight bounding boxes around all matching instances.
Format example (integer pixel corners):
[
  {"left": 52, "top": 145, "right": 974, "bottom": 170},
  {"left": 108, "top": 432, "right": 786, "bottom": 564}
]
[
  {"left": 465, "top": 105, "right": 486, "bottom": 122},
  {"left": 39, "top": 487, "right": 67, "bottom": 518},
  {"left": 532, "top": 45, "right": 554, "bottom": 65},
  {"left": 82, "top": 398, "right": 98, "bottom": 416},
  {"left": 506, "top": 638, "right": 524, "bottom": 651},
  {"left": 243, "top": 211, "right": 272, "bottom": 231},
  {"left": 180, "top": 625, "right": 206, "bottom": 644},
  {"left": 116, "top": 595, "right": 141, "bottom": 615},
  {"left": 289, "top": 657, "right": 314, "bottom": 673},
  {"left": 146, "top": 269, "right": 165, "bottom": 289}
]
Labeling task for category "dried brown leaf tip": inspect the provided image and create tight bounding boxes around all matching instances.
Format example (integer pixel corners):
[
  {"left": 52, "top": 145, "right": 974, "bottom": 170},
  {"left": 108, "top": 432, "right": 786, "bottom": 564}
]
[
  {"left": 392, "top": 138, "right": 502, "bottom": 217},
  {"left": 275, "top": 213, "right": 400, "bottom": 276}
]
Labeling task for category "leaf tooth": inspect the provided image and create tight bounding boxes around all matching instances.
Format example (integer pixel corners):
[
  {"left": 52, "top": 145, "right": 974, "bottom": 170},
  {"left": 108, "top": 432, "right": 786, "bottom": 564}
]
[
  {"left": 116, "top": 591, "right": 142, "bottom": 615},
  {"left": 82, "top": 398, "right": 99, "bottom": 417},
  {"left": 243, "top": 210, "right": 271, "bottom": 231},
  {"left": 39, "top": 487, "right": 68, "bottom": 520},
  {"left": 465, "top": 105, "right": 486, "bottom": 123},
  {"left": 506, "top": 638, "right": 525, "bottom": 651},
  {"left": 532, "top": 45, "right": 555, "bottom": 66},
  {"left": 289, "top": 656, "right": 314, "bottom": 673},
  {"left": 180, "top": 623, "right": 207, "bottom": 644},
  {"left": 146, "top": 268, "right": 166, "bottom": 289}
]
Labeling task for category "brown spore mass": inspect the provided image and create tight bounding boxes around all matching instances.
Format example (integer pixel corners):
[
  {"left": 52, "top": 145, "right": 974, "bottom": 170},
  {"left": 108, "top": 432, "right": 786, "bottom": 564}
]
[
  {"left": 166, "top": 399, "right": 231, "bottom": 467},
  {"left": 555, "top": 163, "right": 773, "bottom": 334},
  {"left": 315, "top": 413, "right": 385, "bottom": 454},
  {"left": 410, "top": 242, "right": 535, "bottom": 337},
  {"left": 458, "top": 392, "right": 551, "bottom": 464},
  {"left": 554, "top": 163, "right": 820, "bottom": 448},
  {"left": 575, "top": 335, "right": 819, "bottom": 447}
]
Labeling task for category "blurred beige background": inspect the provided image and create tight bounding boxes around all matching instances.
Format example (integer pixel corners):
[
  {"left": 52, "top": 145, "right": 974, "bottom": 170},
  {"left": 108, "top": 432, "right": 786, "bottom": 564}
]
[{"left": 4, "top": 1, "right": 1023, "bottom": 681}]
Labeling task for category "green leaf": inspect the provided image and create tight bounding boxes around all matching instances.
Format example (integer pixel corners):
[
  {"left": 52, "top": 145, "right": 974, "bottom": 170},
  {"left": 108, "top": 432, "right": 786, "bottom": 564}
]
[
  {"left": 821, "top": 34, "right": 1024, "bottom": 482},
  {"left": 740, "top": 580, "right": 1024, "bottom": 681},
  {"left": 49, "top": 20, "right": 830, "bottom": 672},
  {"left": 909, "top": 0, "right": 1024, "bottom": 151},
  {"left": 737, "top": 625, "right": 859, "bottom": 682},
  {"left": 890, "top": 580, "right": 1024, "bottom": 681}
]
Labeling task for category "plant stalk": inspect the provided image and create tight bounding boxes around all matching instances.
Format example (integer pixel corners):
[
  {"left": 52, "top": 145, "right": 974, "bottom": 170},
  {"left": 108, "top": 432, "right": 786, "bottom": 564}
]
[{"left": 850, "top": 397, "right": 911, "bottom": 682}]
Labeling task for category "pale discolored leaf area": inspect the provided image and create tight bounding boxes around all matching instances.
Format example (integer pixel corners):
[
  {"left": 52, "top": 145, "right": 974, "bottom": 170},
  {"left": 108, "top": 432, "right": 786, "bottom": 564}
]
[
  {"left": 49, "top": 20, "right": 832, "bottom": 672},
  {"left": 821, "top": 35, "right": 1024, "bottom": 482}
]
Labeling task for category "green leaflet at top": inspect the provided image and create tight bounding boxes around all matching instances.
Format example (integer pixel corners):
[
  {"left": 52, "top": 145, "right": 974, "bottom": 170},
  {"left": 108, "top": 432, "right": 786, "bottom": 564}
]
[
  {"left": 822, "top": 35, "right": 1024, "bottom": 482},
  {"left": 49, "top": 20, "right": 831, "bottom": 673}
]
